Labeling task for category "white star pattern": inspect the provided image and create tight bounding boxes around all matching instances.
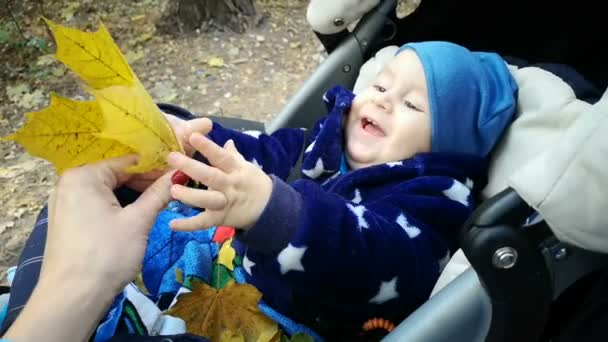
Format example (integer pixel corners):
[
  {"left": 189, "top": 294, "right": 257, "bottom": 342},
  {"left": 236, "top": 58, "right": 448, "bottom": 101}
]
[
  {"left": 302, "top": 158, "right": 325, "bottom": 179},
  {"left": 369, "top": 277, "right": 400, "bottom": 304},
  {"left": 243, "top": 130, "right": 261, "bottom": 138},
  {"left": 438, "top": 250, "right": 451, "bottom": 273},
  {"left": 347, "top": 203, "right": 369, "bottom": 230},
  {"left": 465, "top": 178, "right": 474, "bottom": 189},
  {"left": 305, "top": 140, "right": 316, "bottom": 153},
  {"left": 277, "top": 244, "right": 307, "bottom": 275},
  {"left": 321, "top": 171, "right": 341, "bottom": 186},
  {"left": 396, "top": 213, "right": 421, "bottom": 238},
  {"left": 243, "top": 254, "right": 256, "bottom": 275},
  {"left": 251, "top": 158, "right": 262, "bottom": 169},
  {"left": 352, "top": 189, "right": 362, "bottom": 204},
  {"left": 443, "top": 180, "right": 471, "bottom": 206},
  {"left": 386, "top": 161, "right": 403, "bottom": 167}
]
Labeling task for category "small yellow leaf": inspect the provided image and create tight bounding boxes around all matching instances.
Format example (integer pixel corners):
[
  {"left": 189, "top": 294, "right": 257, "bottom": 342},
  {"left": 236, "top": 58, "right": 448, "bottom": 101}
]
[
  {"left": 256, "top": 328, "right": 281, "bottom": 342},
  {"left": 36, "top": 54, "right": 56, "bottom": 66},
  {"left": 44, "top": 18, "right": 135, "bottom": 89},
  {"left": 175, "top": 268, "right": 184, "bottom": 284},
  {"left": 208, "top": 56, "right": 225, "bottom": 68},
  {"left": 131, "top": 14, "right": 146, "bottom": 22},
  {"left": 125, "top": 49, "right": 146, "bottom": 63},
  {"left": 50, "top": 66, "right": 66, "bottom": 77},
  {"left": 218, "top": 238, "right": 236, "bottom": 271},
  {"left": 59, "top": 2, "right": 79, "bottom": 21},
  {"left": 1, "top": 93, "right": 133, "bottom": 173},
  {"left": 134, "top": 272, "right": 150, "bottom": 295},
  {"left": 167, "top": 280, "right": 278, "bottom": 342}
]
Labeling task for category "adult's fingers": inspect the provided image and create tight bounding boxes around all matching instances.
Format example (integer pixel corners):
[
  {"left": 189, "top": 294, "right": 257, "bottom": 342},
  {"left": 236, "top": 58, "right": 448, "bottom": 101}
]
[
  {"left": 91, "top": 154, "right": 140, "bottom": 189},
  {"left": 169, "top": 211, "right": 224, "bottom": 231},
  {"left": 167, "top": 152, "right": 229, "bottom": 190},
  {"left": 189, "top": 133, "right": 238, "bottom": 172},
  {"left": 170, "top": 184, "right": 228, "bottom": 211},
  {"left": 126, "top": 171, "right": 174, "bottom": 221}
]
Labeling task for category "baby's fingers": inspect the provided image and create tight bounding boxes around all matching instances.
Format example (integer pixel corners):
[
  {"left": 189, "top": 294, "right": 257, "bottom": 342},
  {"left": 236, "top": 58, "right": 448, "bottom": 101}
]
[
  {"left": 170, "top": 211, "right": 224, "bottom": 231},
  {"left": 190, "top": 133, "right": 238, "bottom": 172},
  {"left": 167, "top": 152, "right": 229, "bottom": 190},
  {"left": 171, "top": 184, "right": 227, "bottom": 210}
]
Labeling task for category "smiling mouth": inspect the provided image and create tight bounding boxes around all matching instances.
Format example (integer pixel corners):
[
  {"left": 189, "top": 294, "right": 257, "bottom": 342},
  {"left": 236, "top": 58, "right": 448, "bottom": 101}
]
[{"left": 361, "top": 118, "right": 385, "bottom": 137}]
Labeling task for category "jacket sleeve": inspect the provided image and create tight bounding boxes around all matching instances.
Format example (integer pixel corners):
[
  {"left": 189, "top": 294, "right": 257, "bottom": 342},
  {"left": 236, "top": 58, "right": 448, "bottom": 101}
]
[
  {"left": 237, "top": 175, "right": 473, "bottom": 310},
  {"left": 203, "top": 122, "right": 307, "bottom": 181}
]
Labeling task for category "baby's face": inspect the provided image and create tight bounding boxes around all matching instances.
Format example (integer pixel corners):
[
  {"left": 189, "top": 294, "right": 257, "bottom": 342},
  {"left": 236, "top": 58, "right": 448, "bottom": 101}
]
[{"left": 345, "top": 49, "right": 431, "bottom": 169}]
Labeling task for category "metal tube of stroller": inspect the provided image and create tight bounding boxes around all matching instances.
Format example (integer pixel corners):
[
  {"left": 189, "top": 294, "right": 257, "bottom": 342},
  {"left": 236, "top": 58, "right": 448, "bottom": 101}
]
[{"left": 383, "top": 269, "right": 492, "bottom": 342}]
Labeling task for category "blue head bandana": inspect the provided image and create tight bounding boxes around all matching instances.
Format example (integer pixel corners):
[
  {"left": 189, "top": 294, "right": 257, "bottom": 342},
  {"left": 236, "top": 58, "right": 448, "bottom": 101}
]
[{"left": 396, "top": 41, "right": 518, "bottom": 158}]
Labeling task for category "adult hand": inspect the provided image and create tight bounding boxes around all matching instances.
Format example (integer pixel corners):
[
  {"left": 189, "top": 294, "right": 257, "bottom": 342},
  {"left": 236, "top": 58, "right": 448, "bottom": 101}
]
[
  {"left": 44, "top": 154, "right": 174, "bottom": 294},
  {"left": 167, "top": 132, "right": 273, "bottom": 231},
  {"left": 3, "top": 155, "right": 174, "bottom": 342},
  {"left": 125, "top": 115, "right": 213, "bottom": 192}
]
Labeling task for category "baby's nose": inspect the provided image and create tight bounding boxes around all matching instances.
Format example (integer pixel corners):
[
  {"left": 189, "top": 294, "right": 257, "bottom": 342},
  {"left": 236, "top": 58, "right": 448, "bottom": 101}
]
[{"left": 374, "top": 95, "right": 393, "bottom": 112}]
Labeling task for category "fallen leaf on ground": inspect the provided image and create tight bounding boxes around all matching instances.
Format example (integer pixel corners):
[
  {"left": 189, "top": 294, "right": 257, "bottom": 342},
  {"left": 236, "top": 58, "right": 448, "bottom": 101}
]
[
  {"left": 59, "top": 2, "right": 80, "bottom": 21},
  {"left": 16, "top": 89, "right": 46, "bottom": 109},
  {"left": 126, "top": 49, "right": 146, "bottom": 63},
  {"left": 36, "top": 54, "right": 56, "bottom": 66},
  {"left": 207, "top": 56, "right": 225, "bottom": 68},
  {"left": 0, "top": 221, "right": 15, "bottom": 235},
  {"left": 6, "top": 84, "right": 30, "bottom": 103},
  {"left": 168, "top": 280, "right": 278, "bottom": 342}
]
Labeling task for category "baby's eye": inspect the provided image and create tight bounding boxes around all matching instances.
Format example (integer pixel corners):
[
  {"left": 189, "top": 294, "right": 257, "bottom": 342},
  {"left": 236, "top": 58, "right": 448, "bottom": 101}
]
[
  {"left": 373, "top": 85, "right": 386, "bottom": 93},
  {"left": 404, "top": 100, "right": 421, "bottom": 111}
]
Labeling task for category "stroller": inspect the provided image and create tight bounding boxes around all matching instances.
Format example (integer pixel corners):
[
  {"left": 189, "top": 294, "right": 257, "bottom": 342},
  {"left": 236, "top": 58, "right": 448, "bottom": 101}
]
[
  {"left": 222, "top": 0, "right": 608, "bottom": 341},
  {"left": 3, "top": 0, "right": 608, "bottom": 341}
]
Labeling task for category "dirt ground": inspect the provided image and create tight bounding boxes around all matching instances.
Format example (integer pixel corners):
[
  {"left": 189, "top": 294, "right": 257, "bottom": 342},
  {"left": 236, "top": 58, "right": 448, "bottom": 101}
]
[{"left": 0, "top": 0, "right": 325, "bottom": 281}]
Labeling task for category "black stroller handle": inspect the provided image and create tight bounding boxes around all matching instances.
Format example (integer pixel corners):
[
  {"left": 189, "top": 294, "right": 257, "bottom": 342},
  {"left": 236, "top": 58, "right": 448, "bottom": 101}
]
[{"left": 460, "top": 188, "right": 553, "bottom": 342}]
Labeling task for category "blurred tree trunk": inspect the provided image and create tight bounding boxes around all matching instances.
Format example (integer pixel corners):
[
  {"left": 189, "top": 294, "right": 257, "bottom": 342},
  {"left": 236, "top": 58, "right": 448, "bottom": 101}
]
[{"left": 165, "top": 0, "right": 257, "bottom": 33}]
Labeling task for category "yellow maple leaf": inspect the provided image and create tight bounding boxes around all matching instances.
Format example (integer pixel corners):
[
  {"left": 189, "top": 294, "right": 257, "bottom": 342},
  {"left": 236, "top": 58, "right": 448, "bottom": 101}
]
[
  {"left": 168, "top": 280, "right": 279, "bottom": 342},
  {"left": 2, "top": 93, "right": 133, "bottom": 173},
  {"left": 91, "top": 84, "right": 181, "bottom": 173},
  {"left": 2, "top": 19, "right": 183, "bottom": 174},
  {"left": 218, "top": 238, "right": 236, "bottom": 271},
  {"left": 44, "top": 18, "right": 134, "bottom": 89}
]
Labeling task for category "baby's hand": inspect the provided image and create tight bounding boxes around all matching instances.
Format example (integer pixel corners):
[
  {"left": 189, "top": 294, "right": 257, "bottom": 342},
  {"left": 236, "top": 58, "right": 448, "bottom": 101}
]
[
  {"left": 166, "top": 132, "right": 273, "bottom": 231},
  {"left": 125, "top": 115, "right": 212, "bottom": 192}
]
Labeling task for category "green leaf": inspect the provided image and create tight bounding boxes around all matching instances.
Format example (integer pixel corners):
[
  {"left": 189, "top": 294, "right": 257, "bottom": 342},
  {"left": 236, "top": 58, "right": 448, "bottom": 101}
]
[{"left": 213, "top": 263, "right": 234, "bottom": 289}]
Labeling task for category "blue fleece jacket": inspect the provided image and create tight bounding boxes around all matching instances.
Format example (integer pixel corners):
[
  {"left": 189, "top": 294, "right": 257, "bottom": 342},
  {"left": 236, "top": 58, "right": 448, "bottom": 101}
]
[{"left": 199, "top": 85, "right": 488, "bottom": 332}]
